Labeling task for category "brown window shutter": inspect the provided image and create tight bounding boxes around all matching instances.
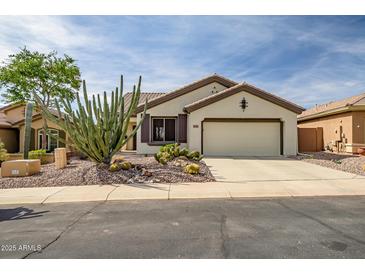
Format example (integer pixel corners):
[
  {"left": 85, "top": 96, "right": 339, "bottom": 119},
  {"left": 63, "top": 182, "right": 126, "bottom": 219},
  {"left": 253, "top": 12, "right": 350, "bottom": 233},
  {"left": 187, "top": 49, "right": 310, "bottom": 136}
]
[
  {"left": 178, "top": 114, "right": 187, "bottom": 143},
  {"left": 141, "top": 114, "right": 150, "bottom": 143}
]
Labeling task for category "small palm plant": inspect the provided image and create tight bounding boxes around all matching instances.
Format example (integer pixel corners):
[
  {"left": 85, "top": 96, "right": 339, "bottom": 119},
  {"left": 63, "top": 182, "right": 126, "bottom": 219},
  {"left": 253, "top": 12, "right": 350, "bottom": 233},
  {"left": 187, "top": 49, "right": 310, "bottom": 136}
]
[{"left": 33, "top": 75, "right": 147, "bottom": 164}]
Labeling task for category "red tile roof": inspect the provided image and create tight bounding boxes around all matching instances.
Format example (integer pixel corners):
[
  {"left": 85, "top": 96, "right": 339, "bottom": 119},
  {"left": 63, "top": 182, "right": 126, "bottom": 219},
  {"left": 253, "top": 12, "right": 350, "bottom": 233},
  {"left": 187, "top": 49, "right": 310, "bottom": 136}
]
[{"left": 123, "top": 92, "right": 165, "bottom": 111}]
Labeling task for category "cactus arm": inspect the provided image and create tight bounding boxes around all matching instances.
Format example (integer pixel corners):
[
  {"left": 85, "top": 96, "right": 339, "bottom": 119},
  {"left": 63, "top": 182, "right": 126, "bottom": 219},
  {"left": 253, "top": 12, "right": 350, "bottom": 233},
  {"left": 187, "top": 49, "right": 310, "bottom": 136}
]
[
  {"left": 23, "top": 102, "right": 34, "bottom": 159},
  {"left": 110, "top": 89, "right": 115, "bottom": 120},
  {"left": 115, "top": 99, "right": 147, "bottom": 154},
  {"left": 120, "top": 76, "right": 142, "bottom": 139}
]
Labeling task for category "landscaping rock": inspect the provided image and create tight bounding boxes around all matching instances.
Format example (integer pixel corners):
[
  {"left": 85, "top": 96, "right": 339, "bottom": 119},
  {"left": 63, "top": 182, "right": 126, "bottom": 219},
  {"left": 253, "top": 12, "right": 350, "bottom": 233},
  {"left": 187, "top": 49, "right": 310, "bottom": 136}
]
[
  {"left": 111, "top": 155, "right": 124, "bottom": 164},
  {"left": 141, "top": 168, "right": 152, "bottom": 177},
  {"left": 0, "top": 155, "right": 215, "bottom": 189},
  {"left": 289, "top": 152, "right": 365, "bottom": 176},
  {"left": 172, "top": 158, "right": 189, "bottom": 167}
]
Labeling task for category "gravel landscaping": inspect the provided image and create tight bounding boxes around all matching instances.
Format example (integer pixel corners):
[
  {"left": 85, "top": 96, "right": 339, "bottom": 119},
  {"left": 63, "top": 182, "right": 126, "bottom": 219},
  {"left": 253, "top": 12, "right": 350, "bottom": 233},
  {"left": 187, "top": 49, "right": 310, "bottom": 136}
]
[
  {"left": 289, "top": 151, "right": 365, "bottom": 176},
  {"left": 0, "top": 155, "right": 215, "bottom": 189}
]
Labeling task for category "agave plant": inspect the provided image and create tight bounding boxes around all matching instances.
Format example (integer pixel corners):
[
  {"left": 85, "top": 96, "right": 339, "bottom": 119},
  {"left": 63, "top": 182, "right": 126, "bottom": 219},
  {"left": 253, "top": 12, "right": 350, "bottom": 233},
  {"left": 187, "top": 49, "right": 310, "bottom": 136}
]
[{"left": 33, "top": 75, "right": 147, "bottom": 164}]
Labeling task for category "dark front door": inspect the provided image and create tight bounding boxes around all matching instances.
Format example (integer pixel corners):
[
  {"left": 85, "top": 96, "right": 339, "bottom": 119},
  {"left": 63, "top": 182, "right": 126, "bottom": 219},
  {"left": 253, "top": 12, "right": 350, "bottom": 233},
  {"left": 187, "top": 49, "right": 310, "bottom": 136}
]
[{"left": 132, "top": 125, "right": 137, "bottom": 150}]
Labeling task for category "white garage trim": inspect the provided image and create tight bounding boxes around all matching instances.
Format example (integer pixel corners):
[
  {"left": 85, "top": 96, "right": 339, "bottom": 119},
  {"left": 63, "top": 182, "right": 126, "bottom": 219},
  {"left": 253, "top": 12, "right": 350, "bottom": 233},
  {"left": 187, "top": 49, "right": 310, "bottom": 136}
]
[{"left": 201, "top": 118, "right": 284, "bottom": 156}]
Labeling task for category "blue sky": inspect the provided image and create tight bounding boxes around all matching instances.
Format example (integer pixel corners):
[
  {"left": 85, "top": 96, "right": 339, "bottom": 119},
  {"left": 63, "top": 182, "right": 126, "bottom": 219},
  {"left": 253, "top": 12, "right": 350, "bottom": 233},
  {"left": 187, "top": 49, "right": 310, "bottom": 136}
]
[{"left": 1, "top": 16, "right": 365, "bottom": 108}]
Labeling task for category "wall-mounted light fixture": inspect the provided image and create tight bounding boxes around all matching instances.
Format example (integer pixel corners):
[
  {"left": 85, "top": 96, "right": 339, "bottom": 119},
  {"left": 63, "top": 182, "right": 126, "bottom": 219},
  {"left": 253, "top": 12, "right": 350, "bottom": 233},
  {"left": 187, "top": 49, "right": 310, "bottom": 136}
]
[
  {"left": 211, "top": 85, "right": 217, "bottom": 94},
  {"left": 240, "top": 97, "right": 248, "bottom": 111}
]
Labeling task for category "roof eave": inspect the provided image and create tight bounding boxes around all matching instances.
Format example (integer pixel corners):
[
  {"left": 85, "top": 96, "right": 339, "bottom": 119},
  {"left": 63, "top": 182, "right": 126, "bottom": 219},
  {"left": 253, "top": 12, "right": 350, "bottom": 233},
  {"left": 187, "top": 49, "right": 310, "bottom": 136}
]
[
  {"left": 298, "top": 105, "right": 365, "bottom": 122},
  {"left": 0, "top": 103, "right": 25, "bottom": 112}
]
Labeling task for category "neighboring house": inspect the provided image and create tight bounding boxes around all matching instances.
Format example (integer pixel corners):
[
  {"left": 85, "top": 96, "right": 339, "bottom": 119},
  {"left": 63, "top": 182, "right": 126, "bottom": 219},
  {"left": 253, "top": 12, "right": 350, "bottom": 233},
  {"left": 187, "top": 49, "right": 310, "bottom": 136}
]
[
  {"left": 0, "top": 103, "right": 68, "bottom": 153},
  {"left": 298, "top": 93, "right": 365, "bottom": 153},
  {"left": 132, "top": 74, "right": 304, "bottom": 157}
]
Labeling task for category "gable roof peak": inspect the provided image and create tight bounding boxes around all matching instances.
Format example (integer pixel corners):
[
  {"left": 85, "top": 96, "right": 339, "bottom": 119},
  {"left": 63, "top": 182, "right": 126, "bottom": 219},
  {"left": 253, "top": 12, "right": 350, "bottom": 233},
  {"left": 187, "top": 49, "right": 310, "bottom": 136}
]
[
  {"left": 184, "top": 81, "right": 304, "bottom": 114},
  {"left": 135, "top": 74, "right": 238, "bottom": 113}
]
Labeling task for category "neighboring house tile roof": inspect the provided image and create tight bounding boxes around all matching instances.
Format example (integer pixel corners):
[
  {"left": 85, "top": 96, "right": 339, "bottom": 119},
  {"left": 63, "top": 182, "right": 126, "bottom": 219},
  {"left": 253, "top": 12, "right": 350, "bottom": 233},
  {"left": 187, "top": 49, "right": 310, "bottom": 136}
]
[
  {"left": 184, "top": 82, "right": 305, "bottom": 114},
  {"left": 0, "top": 103, "right": 64, "bottom": 127},
  {"left": 124, "top": 92, "right": 165, "bottom": 111},
  {"left": 0, "top": 93, "right": 164, "bottom": 127},
  {"left": 135, "top": 74, "right": 238, "bottom": 113},
  {"left": 298, "top": 92, "right": 365, "bottom": 120}
]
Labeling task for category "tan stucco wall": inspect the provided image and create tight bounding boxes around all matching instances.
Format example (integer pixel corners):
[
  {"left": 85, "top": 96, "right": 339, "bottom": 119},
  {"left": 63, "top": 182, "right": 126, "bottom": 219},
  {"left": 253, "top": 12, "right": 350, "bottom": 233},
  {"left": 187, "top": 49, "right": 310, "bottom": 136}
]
[
  {"left": 136, "top": 82, "right": 228, "bottom": 154},
  {"left": 0, "top": 128, "right": 19, "bottom": 153},
  {"left": 298, "top": 112, "right": 354, "bottom": 152},
  {"left": 19, "top": 118, "right": 71, "bottom": 152},
  {"left": 188, "top": 90, "right": 299, "bottom": 156}
]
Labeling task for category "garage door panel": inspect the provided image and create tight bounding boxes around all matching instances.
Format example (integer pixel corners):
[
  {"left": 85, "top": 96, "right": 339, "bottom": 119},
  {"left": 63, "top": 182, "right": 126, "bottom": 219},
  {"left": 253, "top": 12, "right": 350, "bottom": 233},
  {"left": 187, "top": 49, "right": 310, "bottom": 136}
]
[{"left": 203, "top": 122, "right": 280, "bottom": 156}]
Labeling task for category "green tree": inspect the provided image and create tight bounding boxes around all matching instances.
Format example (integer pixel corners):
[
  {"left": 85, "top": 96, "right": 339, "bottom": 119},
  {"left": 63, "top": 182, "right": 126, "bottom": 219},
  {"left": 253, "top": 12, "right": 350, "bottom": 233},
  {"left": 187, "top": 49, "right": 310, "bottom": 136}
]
[{"left": 0, "top": 47, "right": 81, "bottom": 150}]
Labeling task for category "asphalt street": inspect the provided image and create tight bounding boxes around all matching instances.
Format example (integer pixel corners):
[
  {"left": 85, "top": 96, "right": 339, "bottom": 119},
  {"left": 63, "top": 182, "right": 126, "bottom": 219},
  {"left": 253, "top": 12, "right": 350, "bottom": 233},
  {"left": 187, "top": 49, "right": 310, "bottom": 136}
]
[{"left": 1, "top": 196, "right": 365, "bottom": 258}]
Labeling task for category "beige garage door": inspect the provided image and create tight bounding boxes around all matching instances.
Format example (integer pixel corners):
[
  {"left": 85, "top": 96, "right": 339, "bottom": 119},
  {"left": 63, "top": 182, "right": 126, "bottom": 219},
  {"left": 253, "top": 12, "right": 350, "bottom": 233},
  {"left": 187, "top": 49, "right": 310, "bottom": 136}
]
[{"left": 203, "top": 121, "right": 281, "bottom": 156}]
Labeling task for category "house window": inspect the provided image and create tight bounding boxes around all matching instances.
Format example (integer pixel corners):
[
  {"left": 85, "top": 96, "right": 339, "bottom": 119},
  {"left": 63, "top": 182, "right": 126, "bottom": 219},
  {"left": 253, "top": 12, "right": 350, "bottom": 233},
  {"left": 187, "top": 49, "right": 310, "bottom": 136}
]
[
  {"left": 38, "top": 129, "right": 59, "bottom": 152},
  {"left": 152, "top": 118, "right": 176, "bottom": 142}
]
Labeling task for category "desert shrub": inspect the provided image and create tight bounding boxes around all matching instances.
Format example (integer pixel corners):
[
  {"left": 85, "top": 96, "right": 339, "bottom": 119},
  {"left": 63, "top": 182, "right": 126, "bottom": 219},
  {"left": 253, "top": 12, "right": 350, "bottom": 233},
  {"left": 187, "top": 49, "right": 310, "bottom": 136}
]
[
  {"left": 109, "top": 160, "right": 132, "bottom": 172},
  {"left": 187, "top": 150, "right": 203, "bottom": 161},
  {"left": 179, "top": 147, "right": 189, "bottom": 157},
  {"left": 120, "top": 161, "right": 132, "bottom": 170},
  {"left": 29, "top": 149, "right": 47, "bottom": 164},
  {"left": 0, "top": 140, "right": 8, "bottom": 166},
  {"left": 159, "top": 143, "right": 176, "bottom": 154},
  {"left": 154, "top": 143, "right": 203, "bottom": 164},
  {"left": 109, "top": 163, "right": 122, "bottom": 172},
  {"left": 184, "top": 163, "right": 200, "bottom": 175}
]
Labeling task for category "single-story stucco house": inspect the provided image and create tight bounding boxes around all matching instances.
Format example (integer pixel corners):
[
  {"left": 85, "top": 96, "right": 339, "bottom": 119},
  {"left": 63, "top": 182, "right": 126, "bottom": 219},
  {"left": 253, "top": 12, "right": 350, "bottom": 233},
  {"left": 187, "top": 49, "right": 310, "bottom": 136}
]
[
  {"left": 0, "top": 74, "right": 304, "bottom": 157},
  {"left": 298, "top": 92, "right": 365, "bottom": 153},
  {"left": 131, "top": 74, "right": 304, "bottom": 157}
]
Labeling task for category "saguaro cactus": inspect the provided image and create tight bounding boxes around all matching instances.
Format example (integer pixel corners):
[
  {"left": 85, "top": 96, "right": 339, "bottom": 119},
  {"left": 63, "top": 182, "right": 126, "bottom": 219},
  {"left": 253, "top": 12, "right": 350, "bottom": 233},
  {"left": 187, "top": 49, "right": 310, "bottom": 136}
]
[
  {"left": 33, "top": 75, "right": 147, "bottom": 164},
  {"left": 23, "top": 102, "right": 33, "bottom": 159}
]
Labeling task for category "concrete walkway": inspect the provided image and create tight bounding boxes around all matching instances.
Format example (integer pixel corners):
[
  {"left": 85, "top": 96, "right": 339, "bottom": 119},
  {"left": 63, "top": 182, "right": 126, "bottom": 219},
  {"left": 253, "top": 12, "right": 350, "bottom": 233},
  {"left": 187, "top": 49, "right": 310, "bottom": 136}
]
[{"left": 1, "top": 177, "right": 365, "bottom": 205}]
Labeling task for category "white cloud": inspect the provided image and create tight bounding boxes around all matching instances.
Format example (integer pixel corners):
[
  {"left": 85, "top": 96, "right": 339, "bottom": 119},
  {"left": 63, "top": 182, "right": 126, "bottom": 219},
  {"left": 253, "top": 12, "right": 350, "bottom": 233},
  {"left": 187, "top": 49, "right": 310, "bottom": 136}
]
[{"left": 0, "top": 16, "right": 100, "bottom": 60}]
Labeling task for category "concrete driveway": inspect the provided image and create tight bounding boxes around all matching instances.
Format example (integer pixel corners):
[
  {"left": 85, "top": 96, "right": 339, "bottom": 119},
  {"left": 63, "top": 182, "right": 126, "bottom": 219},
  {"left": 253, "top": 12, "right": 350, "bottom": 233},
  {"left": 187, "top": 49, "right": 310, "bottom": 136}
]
[{"left": 204, "top": 157, "right": 363, "bottom": 182}]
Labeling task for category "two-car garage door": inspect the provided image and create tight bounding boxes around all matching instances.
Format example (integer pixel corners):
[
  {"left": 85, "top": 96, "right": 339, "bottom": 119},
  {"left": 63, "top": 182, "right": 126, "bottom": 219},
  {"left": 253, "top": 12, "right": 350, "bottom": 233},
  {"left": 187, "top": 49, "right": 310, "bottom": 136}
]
[{"left": 202, "top": 119, "right": 282, "bottom": 157}]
